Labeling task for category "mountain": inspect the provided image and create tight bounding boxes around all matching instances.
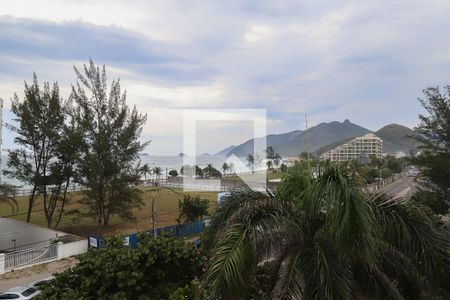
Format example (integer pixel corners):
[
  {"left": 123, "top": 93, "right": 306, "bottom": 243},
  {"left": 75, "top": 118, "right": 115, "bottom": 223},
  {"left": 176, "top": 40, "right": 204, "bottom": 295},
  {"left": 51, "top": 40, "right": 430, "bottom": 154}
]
[
  {"left": 215, "top": 121, "right": 417, "bottom": 158},
  {"left": 315, "top": 124, "right": 417, "bottom": 156},
  {"left": 277, "top": 119, "right": 371, "bottom": 156},
  {"left": 375, "top": 124, "right": 416, "bottom": 153},
  {"left": 314, "top": 137, "right": 355, "bottom": 156},
  {"left": 214, "top": 145, "right": 236, "bottom": 156},
  {"left": 218, "top": 119, "right": 371, "bottom": 157}
]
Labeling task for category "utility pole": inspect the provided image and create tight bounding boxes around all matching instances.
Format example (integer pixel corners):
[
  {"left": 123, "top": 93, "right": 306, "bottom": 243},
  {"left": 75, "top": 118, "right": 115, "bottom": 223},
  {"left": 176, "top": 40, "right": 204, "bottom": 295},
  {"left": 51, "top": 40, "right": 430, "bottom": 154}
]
[
  {"left": 0, "top": 98, "right": 3, "bottom": 183},
  {"left": 304, "top": 112, "right": 311, "bottom": 171},
  {"left": 149, "top": 188, "right": 160, "bottom": 237}
]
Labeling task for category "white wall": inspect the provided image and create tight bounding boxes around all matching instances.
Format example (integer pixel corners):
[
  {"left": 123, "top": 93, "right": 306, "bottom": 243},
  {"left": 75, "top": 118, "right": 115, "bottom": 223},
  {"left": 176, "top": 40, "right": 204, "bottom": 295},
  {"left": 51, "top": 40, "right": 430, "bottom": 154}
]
[
  {"left": 0, "top": 253, "right": 5, "bottom": 275},
  {"left": 57, "top": 239, "right": 88, "bottom": 259}
]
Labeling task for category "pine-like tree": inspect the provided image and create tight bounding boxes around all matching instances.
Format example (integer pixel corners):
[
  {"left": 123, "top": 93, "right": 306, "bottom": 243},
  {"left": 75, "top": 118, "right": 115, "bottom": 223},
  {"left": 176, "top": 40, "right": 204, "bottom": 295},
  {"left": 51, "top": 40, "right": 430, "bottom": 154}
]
[
  {"left": 4, "top": 75, "right": 73, "bottom": 226},
  {"left": 71, "top": 60, "right": 148, "bottom": 225},
  {"left": 412, "top": 85, "right": 450, "bottom": 211}
]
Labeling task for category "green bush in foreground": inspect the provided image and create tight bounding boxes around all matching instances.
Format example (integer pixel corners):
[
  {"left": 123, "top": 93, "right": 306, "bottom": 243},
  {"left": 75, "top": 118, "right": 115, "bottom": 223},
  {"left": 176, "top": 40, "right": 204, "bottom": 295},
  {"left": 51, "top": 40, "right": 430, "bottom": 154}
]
[{"left": 38, "top": 235, "right": 205, "bottom": 300}]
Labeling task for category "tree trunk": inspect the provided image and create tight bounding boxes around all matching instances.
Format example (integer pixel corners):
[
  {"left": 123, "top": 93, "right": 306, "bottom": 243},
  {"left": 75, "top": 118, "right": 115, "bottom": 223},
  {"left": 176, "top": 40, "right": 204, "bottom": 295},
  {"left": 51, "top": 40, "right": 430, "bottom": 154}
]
[
  {"left": 55, "top": 178, "right": 70, "bottom": 228},
  {"left": 26, "top": 185, "right": 38, "bottom": 222},
  {"left": 103, "top": 203, "right": 109, "bottom": 226},
  {"left": 43, "top": 183, "right": 51, "bottom": 228},
  {"left": 98, "top": 183, "right": 105, "bottom": 225}
]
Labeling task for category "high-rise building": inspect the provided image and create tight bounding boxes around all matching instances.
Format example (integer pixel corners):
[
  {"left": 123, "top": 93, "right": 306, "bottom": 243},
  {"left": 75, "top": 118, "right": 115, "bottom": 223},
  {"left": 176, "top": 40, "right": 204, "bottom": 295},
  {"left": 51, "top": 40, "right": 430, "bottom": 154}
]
[{"left": 321, "top": 133, "right": 383, "bottom": 162}]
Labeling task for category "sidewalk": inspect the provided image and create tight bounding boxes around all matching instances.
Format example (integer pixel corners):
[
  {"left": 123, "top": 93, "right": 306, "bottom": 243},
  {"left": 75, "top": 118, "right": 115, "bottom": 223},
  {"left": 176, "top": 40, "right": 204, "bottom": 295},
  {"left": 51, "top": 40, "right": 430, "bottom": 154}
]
[{"left": 0, "top": 257, "right": 78, "bottom": 292}]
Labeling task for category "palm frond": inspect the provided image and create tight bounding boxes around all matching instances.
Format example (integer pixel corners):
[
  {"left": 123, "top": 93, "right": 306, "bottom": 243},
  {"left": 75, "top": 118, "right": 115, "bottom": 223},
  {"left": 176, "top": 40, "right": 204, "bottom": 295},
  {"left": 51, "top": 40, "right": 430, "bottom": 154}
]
[
  {"left": 371, "top": 194, "right": 450, "bottom": 282},
  {"left": 300, "top": 229, "right": 354, "bottom": 300},
  {"left": 202, "top": 188, "right": 263, "bottom": 250},
  {"left": 271, "top": 249, "right": 304, "bottom": 300},
  {"left": 307, "top": 164, "right": 379, "bottom": 265},
  {"left": 371, "top": 267, "right": 406, "bottom": 300},
  {"left": 204, "top": 223, "right": 254, "bottom": 298},
  {"left": 379, "top": 243, "right": 423, "bottom": 299},
  {"left": 205, "top": 189, "right": 307, "bottom": 298},
  {"left": 277, "top": 164, "right": 312, "bottom": 202}
]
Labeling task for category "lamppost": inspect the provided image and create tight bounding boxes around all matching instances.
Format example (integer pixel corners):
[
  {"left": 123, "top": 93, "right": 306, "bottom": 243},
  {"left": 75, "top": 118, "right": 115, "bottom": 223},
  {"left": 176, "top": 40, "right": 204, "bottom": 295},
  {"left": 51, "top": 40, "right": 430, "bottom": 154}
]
[{"left": 12, "top": 239, "right": 16, "bottom": 266}]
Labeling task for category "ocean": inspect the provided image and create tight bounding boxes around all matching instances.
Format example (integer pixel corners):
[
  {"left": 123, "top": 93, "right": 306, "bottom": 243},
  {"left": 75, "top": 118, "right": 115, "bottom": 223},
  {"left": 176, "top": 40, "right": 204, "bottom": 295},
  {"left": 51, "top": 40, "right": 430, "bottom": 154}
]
[{"left": 0, "top": 154, "right": 264, "bottom": 188}]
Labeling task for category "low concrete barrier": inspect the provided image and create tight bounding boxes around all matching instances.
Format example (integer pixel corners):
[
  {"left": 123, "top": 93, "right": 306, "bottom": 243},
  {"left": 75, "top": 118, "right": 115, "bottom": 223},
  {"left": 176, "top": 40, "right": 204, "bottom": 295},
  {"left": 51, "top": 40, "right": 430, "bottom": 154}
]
[{"left": 0, "top": 238, "right": 88, "bottom": 275}]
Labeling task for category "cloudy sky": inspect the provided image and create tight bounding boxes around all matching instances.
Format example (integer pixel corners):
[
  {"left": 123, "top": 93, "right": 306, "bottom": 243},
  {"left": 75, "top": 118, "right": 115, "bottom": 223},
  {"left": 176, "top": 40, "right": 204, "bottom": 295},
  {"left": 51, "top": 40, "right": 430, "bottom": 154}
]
[{"left": 1, "top": 0, "right": 450, "bottom": 155}]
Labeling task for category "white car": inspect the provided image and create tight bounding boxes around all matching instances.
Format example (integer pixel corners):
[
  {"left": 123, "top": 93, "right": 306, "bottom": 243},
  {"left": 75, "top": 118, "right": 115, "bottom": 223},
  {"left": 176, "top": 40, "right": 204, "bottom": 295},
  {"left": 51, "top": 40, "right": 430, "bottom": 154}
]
[
  {"left": 31, "top": 276, "right": 54, "bottom": 290},
  {"left": 0, "top": 286, "right": 41, "bottom": 299}
]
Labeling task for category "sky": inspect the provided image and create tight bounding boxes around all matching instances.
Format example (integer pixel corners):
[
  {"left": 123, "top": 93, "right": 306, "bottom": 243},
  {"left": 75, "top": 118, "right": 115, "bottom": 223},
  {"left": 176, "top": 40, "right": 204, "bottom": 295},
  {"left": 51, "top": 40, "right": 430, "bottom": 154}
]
[{"left": 1, "top": 0, "right": 450, "bottom": 155}]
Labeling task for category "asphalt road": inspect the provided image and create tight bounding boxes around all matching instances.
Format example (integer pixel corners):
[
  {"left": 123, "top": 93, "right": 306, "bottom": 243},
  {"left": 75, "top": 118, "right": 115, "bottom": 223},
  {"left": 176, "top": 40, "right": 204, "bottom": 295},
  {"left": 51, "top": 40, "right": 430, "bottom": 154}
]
[{"left": 380, "top": 176, "right": 415, "bottom": 199}]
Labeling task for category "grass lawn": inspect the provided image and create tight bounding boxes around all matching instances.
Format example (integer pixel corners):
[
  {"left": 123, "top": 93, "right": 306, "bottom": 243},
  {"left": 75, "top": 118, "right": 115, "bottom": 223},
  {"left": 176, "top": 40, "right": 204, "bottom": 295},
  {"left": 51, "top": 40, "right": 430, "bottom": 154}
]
[
  {"left": 267, "top": 172, "right": 286, "bottom": 181},
  {"left": 0, "top": 187, "right": 218, "bottom": 237}
]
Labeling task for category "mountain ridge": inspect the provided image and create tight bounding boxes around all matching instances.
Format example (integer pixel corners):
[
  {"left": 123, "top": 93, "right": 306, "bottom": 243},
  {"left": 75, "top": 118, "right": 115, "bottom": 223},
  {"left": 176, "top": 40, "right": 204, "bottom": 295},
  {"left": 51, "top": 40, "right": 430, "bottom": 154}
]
[
  {"left": 375, "top": 123, "right": 416, "bottom": 153},
  {"left": 215, "top": 120, "right": 415, "bottom": 157}
]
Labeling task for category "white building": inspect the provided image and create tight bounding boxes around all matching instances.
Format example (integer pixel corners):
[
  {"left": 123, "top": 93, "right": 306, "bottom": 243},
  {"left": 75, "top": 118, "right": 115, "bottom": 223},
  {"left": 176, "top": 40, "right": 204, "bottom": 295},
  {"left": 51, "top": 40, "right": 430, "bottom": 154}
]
[{"left": 321, "top": 133, "right": 383, "bottom": 163}]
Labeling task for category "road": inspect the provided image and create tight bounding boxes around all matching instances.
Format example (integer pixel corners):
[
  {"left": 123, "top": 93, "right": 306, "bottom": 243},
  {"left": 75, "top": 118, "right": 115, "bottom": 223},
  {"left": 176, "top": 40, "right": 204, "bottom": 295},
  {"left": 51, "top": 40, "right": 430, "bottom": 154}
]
[
  {"left": 380, "top": 176, "right": 415, "bottom": 199},
  {"left": 0, "top": 257, "right": 77, "bottom": 293}
]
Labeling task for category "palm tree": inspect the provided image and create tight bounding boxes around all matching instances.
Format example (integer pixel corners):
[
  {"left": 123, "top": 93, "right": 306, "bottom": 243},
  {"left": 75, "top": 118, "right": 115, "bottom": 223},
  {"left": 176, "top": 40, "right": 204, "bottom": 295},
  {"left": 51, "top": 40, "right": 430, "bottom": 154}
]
[
  {"left": 140, "top": 163, "right": 150, "bottom": 181},
  {"left": 204, "top": 163, "right": 450, "bottom": 299},
  {"left": 153, "top": 167, "right": 162, "bottom": 181},
  {"left": 222, "top": 162, "right": 229, "bottom": 175}
]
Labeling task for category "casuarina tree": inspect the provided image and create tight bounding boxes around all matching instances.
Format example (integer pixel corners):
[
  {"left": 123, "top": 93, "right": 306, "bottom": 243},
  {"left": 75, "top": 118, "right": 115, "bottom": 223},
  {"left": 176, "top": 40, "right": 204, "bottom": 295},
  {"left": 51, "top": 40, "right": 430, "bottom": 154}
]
[
  {"left": 412, "top": 85, "right": 450, "bottom": 213},
  {"left": 71, "top": 60, "right": 148, "bottom": 225},
  {"left": 4, "top": 75, "right": 75, "bottom": 226}
]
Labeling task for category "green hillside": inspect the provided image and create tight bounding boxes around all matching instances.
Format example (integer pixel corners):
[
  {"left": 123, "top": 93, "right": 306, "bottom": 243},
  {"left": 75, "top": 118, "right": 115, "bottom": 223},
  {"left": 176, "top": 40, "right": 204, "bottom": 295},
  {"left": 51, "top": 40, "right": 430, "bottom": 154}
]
[
  {"left": 375, "top": 124, "right": 417, "bottom": 153},
  {"left": 221, "top": 119, "right": 371, "bottom": 157},
  {"left": 217, "top": 121, "right": 417, "bottom": 158}
]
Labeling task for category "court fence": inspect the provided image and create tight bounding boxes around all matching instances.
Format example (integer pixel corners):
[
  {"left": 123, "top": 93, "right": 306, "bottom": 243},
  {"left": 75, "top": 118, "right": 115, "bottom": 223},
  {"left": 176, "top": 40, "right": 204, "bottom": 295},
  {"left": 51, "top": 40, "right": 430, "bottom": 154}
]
[{"left": 88, "top": 219, "right": 209, "bottom": 250}]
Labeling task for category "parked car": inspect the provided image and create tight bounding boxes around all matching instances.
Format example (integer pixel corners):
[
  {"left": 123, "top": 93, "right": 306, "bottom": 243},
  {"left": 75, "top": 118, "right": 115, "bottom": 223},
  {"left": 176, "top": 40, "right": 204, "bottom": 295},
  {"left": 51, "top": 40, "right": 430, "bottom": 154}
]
[
  {"left": 0, "top": 286, "right": 40, "bottom": 299},
  {"left": 31, "top": 276, "right": 54, "bottom": 290}
]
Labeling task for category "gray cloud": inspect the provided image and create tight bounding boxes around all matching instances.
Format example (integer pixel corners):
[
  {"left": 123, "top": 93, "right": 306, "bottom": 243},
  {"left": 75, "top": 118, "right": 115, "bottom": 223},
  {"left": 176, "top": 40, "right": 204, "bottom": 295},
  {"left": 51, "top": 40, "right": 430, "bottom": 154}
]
[{"left": 1, "top": 1, "right": 450, "bottom": 154}]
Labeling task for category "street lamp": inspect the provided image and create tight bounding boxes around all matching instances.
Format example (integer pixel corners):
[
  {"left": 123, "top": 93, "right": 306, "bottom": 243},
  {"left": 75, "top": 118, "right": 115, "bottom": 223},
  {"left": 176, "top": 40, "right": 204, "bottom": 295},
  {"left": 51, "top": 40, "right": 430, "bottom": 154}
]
[{"left": 12, "top": 239, "right": 16, "bottom": 266}]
